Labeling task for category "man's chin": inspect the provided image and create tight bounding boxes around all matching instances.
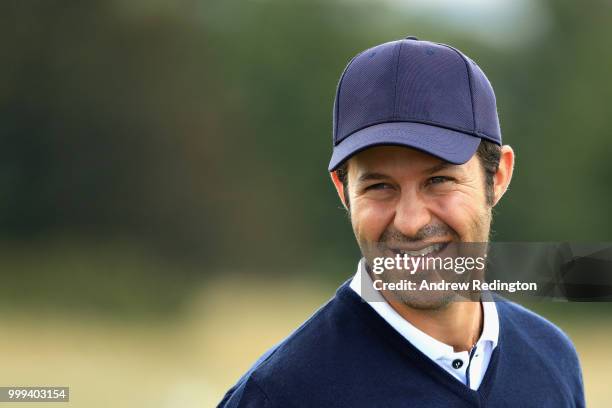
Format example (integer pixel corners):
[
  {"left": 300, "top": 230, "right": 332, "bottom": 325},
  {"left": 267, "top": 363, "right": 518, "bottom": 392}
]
[{"left": 385, "top": 289, "right": 456, "bottom": 311}]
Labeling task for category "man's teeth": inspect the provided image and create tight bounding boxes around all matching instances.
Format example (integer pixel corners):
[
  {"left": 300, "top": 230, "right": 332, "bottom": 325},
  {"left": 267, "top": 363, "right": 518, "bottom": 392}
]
[{"left": 397, "top": 243, "right": 445, "bottom": 256}]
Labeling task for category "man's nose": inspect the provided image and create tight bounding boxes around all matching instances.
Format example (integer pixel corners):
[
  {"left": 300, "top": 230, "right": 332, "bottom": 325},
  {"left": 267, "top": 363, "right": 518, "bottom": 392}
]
[{"left": 392, "top": 191, "right": 432, "bottom": 239}]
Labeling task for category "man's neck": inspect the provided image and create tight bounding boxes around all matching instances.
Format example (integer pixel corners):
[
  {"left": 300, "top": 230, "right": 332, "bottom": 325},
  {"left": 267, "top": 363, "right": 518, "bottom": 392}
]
[{"left": 383, "top": 294, "right": 483, "bottom": 352}]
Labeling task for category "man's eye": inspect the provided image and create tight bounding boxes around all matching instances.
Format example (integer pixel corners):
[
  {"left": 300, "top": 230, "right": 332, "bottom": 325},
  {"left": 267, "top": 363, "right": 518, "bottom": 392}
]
[
  {"left": 428, "top": 176, "right": 453, "bottom": 185},
  {"left": 365, "top": 183, "right": 392, "bottom": 191}
]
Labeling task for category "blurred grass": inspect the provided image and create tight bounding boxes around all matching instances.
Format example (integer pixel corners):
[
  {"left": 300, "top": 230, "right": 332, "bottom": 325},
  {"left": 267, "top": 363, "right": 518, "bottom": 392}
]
[
  {"left": 0, "top": 274, "right": 333, "bottom": 407},
  {"left": 0, "top": 273, "right": 609, "bottom": 407}
]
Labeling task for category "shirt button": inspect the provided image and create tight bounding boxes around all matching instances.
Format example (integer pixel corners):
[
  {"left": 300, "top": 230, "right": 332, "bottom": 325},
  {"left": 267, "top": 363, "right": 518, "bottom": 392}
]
[{"left": 452, "top": 359, "right": 463, "bottom": 369}]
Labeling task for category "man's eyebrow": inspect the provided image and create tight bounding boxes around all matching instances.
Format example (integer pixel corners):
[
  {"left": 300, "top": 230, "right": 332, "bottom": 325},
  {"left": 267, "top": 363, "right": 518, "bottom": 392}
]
[
  {"left": 424, "top": 161, "right": 456, "bottom": 175},
  {"left": 357, "top": 163, "right": 458, "bottom": 182},
  {"left": 357, "top": 172, "right": 390, "bottom": 183}
]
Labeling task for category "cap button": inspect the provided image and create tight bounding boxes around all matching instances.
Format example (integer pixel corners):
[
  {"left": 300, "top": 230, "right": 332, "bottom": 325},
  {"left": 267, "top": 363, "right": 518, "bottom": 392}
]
[{"left": 405, "top": 36, "right": 419, "bottom": 40}]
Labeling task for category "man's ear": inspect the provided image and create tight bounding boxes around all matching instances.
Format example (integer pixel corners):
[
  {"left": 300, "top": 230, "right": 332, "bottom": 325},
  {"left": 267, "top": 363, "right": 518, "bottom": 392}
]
[
  {"left": 492, "top": 145, "right": 515, "bottom": 206},
  {"left": 330, "top": 170, "right": 349, "bottom": 210}
]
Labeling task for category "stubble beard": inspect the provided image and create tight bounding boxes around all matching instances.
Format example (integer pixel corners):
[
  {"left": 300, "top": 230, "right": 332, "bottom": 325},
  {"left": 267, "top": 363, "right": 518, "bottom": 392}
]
[{"left": 357, "top": 208, "right": 492, "bottom": 311}]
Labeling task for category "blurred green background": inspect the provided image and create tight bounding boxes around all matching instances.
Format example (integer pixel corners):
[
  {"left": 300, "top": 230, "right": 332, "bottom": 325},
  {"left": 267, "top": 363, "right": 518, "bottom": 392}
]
[{"left": 1, "top": 0, "right": 611, "bottom": 406}]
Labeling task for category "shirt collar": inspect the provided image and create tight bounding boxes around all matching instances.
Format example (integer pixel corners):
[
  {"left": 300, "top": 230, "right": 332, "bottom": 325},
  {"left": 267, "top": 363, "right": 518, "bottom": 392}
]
[{"left": 350, "top": 258, "right": 499, "bottom": 361}]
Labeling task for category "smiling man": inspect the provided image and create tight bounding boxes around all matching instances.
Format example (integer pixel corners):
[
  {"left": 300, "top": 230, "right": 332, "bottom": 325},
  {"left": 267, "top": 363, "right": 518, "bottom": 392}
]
[{"left": 219, "top": 37, "right": 585, "bottom": 407}]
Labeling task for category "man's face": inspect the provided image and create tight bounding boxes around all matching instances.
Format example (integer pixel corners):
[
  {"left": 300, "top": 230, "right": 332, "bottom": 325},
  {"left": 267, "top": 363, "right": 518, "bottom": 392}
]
[{"left": 345, "top": 146, "right": 493, "bottom": 308}]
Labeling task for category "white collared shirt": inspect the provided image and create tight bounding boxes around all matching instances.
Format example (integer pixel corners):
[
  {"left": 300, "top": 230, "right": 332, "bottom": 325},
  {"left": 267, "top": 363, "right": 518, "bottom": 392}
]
[{"left": 349, "top": 259, "right": 499, "bottom": 390}]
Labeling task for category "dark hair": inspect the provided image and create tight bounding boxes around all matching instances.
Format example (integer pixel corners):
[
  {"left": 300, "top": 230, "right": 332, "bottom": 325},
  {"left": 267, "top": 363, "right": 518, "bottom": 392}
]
[{"left": 335, "top": 140, "right": 501, "bottom": 210}]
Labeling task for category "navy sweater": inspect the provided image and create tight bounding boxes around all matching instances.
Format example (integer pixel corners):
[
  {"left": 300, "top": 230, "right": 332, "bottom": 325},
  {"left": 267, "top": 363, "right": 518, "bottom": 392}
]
[{"left": 219, "top": 280, "right": 585, "bottom": 407}]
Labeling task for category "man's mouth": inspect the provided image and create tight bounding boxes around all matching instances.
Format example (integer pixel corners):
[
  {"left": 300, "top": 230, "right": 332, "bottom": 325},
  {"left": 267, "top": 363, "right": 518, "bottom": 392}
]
[{"left": 389, "top": 242, "right": 450, "bottom": 257}]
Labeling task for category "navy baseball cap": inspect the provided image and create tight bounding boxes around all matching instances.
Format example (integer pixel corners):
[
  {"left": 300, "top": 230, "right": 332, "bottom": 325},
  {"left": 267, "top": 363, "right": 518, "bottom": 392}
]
[{"left": 328, "top": 37, "right": 502, "bottom": 172}]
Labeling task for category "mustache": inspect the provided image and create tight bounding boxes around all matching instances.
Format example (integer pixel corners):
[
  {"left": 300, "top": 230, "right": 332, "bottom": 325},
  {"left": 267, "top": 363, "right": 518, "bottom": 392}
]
[{"left": 378, "top": 224, "right": 457, "bottom": 244}]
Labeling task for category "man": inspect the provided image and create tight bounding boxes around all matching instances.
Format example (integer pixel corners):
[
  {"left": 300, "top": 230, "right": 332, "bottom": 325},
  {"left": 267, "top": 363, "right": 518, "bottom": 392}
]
[{"left": 219, "top": 37, "right": 585, "bottom": 407}]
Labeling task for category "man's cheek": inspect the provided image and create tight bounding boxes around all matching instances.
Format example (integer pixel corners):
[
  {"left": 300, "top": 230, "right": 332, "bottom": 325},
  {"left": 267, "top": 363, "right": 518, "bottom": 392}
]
[
  {"left": 437, "top": 197, "right": 489, "bottom": 240},
  {"left": 351, "top": 205, "right": 393, "bottom": 242},
  {"left": 432, "top": 197, "right": 476, "bottom": 233}
]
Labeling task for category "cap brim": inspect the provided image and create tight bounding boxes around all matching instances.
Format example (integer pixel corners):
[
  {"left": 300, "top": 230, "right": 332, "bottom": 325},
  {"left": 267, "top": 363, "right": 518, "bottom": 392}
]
[{"left": 328, "top": 122, "right": 481, "bottom": 171}]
